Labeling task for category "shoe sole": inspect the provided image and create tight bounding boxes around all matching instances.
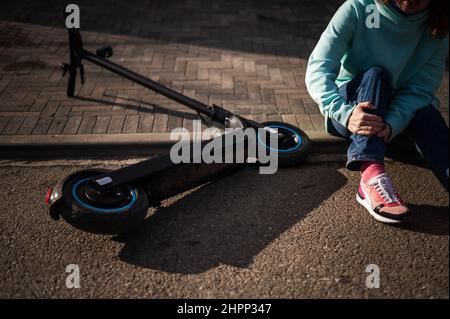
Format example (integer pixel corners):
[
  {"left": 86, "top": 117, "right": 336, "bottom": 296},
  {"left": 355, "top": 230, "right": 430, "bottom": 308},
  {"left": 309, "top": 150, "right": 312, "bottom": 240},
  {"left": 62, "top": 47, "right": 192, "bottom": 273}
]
[{"left": 356, "top": 193, "right": 403, "bottom": 224}]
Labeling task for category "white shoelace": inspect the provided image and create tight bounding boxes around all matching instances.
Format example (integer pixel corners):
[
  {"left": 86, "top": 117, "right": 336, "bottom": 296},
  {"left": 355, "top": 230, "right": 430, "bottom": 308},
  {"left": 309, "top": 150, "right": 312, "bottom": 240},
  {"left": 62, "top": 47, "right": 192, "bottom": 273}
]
[{"left": 369, "top": 174, "right": 401, "bottom": 204}]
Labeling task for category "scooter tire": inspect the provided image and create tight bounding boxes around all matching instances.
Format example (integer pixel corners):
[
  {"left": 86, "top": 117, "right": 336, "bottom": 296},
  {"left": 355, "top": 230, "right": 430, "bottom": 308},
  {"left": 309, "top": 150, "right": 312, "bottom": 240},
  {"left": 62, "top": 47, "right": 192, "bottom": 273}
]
[
  {"left": 59, "top": 170, "right": 149, "bottom": 235},
  {"left": 257, "top": 121, "right": 312, "bottom": 168}
]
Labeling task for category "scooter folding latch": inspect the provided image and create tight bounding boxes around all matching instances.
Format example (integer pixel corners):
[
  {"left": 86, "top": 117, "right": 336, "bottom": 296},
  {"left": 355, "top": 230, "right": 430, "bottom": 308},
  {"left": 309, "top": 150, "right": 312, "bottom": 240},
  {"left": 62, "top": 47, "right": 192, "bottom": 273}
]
[
  {"left": 211, "top": 104, "right": 234, "bottom": 125},
  {"left": 96, "top": 46, "right": 114, "bottom": 59}
]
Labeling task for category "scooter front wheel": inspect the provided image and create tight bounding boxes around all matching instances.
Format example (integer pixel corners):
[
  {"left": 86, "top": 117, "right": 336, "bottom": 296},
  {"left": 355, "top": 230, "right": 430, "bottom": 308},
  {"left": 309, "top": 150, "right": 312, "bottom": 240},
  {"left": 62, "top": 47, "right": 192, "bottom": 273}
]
[
  {"left": 257, "top": 121, "right": 311, "bottom": 167},
  {"left": 59, "top": 170, "right": 149, "bottom": 235}
]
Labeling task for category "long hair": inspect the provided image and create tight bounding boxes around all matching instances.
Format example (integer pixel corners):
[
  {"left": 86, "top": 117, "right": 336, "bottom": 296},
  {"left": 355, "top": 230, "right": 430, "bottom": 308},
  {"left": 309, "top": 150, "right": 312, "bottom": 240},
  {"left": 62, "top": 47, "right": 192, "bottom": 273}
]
[{"left": 378, "top": 0, "right": 449, "bottom": 38}]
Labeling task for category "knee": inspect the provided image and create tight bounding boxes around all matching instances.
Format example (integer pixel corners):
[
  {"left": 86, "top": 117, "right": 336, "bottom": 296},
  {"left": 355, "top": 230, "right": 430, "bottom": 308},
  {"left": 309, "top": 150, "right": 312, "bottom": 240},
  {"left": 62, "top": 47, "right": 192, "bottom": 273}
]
[
  {"left": 363, "top": 67, "right": 392, "bottom": 84},
  {"left": 358, "top": 67, "right": 392, "bottom": 114},
  {"left": 410, "top": 105, "right": 448, "bottom": 132}
]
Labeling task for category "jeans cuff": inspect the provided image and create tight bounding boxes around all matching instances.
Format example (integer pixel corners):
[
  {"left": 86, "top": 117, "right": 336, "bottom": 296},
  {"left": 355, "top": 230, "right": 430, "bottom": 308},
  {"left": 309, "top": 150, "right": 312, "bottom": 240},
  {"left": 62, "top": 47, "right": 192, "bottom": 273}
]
[{"left": 346, "top": 155, "right": 385, "bottom": 171}]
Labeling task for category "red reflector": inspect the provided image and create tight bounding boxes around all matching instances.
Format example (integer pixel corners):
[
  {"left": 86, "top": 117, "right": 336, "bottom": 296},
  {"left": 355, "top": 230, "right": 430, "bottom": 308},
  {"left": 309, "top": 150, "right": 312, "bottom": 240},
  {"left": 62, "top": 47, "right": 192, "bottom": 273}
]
[{"left": 45, "top": 187, "right": 52, "bottom": 205}]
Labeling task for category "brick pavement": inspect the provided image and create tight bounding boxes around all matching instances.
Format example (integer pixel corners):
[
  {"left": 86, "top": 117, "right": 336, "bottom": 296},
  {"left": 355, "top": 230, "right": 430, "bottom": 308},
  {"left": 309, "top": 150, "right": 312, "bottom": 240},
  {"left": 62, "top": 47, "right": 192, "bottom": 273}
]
[{"left": 0, "top": 0, "right": 448, "bottom": 138}]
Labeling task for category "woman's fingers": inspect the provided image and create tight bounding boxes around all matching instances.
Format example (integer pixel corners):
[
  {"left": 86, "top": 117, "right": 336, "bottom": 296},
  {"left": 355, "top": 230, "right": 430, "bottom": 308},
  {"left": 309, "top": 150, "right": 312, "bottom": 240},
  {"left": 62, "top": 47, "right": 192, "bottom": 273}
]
[
  {"left": 349, "top": 124, "right": 383, "bottom": 135},
  {"left": 361, "top": 120, "right": 385, "bottom": 128},
  {"left": 358, "top": 102, "right": 377, "bottom": 110},
  {"left": 356, "top": 130, "right": 377, "bottom": 136},
  {"left": 349, "top": 102, "right": 385, "bottom": 135},
  {"left": 361, "top": 113, "right": 384, "bottom": 122},
  {"left": 356, "top": 126, "right": 382, "bottom": 135},
  {"left": 377, "top": 126, "right": 390, "bottom": 138}
]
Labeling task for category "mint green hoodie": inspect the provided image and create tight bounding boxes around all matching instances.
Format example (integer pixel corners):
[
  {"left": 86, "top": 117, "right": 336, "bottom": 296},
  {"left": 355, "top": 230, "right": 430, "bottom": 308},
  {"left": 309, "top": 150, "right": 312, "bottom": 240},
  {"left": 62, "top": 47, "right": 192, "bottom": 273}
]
[{"left": 305, "top": 0, "right": 449, "bottom": 139}]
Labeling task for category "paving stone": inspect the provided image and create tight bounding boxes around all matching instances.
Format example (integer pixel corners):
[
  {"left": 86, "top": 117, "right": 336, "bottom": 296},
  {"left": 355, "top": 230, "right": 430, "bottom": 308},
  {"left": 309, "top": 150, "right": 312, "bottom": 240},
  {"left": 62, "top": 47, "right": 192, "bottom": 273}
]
[
  {"left": 2, "top": 117, "right": 23, "bottom": 135},
  {"left": 274, "top": 94, "right": 291, "bottom": 114},
  {"left": 107, "top": 116, "right": 125, "bottom": 134},
  {"left": 281, "top": 114, "right": 299, "bottom": 127},
  {"left": 167, "top": 115, "right": 184, "bottom": 132},
  {"left": 0, "top": 117, "right": 10, "bottom": 134},
  {"left": 303, "top": 98, "right": 320, "bottom": 114},
  {"left": 295, "top": 114, "right": 314, "bottom": 131},
  {"left": 32, "top": 117, "right": 53, "bottom": 135},
  {"left": 40, "top": 101, "right": 60, "bottom": 117},
  {"left": 253, "top": 114, "right": 268, "bottom": 123},
  {"left": 267, "top": 114, "right": 282, "bottom": 122},
  {"left": 261, "top": 89, "right": 275, "bottom": 105},
  {"left": 62, "top": 116, "right": 82, "bottom": 135},
  {"left": 289, "top": 98, "right": 306, "bottom": 114},
  {"left": 309, "top": 114, "right": 326, "bottom": 131},
  {"left": 55, "top": 106, "right": 72, "bottom": 117},
  {"left": 122, "top": 115, "right": 140, "bottom": 134},
  {"left": 77, "top": 116, "right": 97, "bottom": 134},
  {"left": 92, "top": 116, "right": 111, "bottom": 134},
  {"left": 47, "top": 117, "right": 68, "bottom": 135},
  {"left": 137, "top": 114, "right": 154, "bottom": 133},
  {"left": 152, "top": 113, "right": 169, "bottom": 133}
]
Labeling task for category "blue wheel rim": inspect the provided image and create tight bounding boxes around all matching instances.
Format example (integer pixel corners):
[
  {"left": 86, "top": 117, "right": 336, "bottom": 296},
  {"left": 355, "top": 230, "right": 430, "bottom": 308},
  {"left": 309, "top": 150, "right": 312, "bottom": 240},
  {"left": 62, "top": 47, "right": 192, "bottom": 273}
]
[
  {"left": 257, "top": 124, "right": 303, "bottom": 153},
  {"left": 71, "top": 178, "right": 138, "bottom": 213}
]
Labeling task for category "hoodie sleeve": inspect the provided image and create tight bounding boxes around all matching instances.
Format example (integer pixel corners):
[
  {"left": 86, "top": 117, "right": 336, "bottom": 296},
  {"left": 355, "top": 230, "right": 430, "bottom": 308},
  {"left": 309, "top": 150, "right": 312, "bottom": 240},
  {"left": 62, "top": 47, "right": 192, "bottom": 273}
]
[
  {"left": 305, "top": 0, "right": 359, "bottom": 128},
  {"left": 384, "top": 38, "right": 449, "bottom": 140}
]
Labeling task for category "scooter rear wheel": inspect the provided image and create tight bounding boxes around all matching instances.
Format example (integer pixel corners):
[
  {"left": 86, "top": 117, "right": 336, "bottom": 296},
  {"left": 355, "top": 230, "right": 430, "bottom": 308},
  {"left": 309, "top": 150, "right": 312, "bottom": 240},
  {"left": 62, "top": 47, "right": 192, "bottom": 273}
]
[
  {"left": 59, "top": 170, "right": 149, "bottom": 235},
  {"left": 257, "top": 121, "right": 311, "bottom": 167}
]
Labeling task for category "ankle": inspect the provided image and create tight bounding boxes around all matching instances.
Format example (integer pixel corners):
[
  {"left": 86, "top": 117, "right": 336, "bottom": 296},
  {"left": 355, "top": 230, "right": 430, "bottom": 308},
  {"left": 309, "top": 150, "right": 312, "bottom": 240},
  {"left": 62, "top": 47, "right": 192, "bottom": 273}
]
[{"left": 361, "top": 161, "right": 385, "bottom": 183}]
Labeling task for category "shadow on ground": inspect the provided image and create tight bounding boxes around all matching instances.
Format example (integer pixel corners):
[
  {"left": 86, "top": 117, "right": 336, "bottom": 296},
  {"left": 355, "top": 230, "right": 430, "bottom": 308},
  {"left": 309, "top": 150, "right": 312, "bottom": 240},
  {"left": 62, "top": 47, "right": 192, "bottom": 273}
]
[
  {"left": 0, "top": 0, "right": 343, "bottom": 58},
  {"left": 114, "top": 164, "right": 346, "bottom": 274},
  {"left": 73, "top": 95, "right": 199, "bottom": 119},
  {"left": 395, "top": 204, "right": 449, "bottom": 236}
]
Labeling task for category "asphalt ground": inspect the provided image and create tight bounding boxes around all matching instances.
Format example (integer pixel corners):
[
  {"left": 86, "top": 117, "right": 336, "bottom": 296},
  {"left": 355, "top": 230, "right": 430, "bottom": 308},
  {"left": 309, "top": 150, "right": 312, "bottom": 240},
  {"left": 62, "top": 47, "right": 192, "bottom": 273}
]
[{"left": 0, "top": 158, "right": 448, "bottom": 298}]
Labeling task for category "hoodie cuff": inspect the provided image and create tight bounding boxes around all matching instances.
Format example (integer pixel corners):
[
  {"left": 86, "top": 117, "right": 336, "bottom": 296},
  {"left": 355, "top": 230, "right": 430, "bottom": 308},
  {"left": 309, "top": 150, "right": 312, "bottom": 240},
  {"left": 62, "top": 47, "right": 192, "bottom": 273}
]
[
  {"left": 330, "top": 102, "right": 358, "bottom": 130},
  {"left": 385, "top": 117, "right": 403, "bottom": 142}
]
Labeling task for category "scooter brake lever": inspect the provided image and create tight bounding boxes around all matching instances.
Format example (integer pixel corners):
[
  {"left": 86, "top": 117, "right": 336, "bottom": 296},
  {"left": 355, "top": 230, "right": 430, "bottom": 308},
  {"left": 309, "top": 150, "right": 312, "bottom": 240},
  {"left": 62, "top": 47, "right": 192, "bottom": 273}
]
[{"left": 60, "top": 63, "right": 70, "bottom": 77}]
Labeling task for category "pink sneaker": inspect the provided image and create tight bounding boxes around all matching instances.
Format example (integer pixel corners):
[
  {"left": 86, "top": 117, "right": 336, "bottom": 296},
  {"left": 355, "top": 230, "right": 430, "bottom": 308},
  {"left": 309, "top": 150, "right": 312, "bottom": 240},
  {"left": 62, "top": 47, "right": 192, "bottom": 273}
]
[{"left": 356, "top": 173, "right": 410, "bottom": 224}]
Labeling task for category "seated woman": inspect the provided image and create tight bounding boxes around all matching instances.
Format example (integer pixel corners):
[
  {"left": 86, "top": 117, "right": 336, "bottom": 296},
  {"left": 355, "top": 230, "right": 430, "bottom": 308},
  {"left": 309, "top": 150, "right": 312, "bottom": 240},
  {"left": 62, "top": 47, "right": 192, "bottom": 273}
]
[{"left": 305, "top": 0, "right": 448, "bottom": 224}]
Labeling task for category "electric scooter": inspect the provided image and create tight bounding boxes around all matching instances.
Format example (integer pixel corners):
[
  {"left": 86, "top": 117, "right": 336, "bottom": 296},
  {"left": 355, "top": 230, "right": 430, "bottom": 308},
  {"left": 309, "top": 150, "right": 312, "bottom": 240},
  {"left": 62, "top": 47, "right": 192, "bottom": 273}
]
[{"left": 46, "top": 20, "right": 311, "bottom": 235}]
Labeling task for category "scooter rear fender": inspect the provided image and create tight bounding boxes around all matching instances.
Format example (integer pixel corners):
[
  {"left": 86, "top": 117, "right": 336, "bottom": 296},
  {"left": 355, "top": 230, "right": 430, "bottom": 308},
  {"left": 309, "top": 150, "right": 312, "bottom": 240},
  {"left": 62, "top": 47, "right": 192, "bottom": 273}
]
[{"left": 47, "top": 169, "right": 110, "bottom": 220}]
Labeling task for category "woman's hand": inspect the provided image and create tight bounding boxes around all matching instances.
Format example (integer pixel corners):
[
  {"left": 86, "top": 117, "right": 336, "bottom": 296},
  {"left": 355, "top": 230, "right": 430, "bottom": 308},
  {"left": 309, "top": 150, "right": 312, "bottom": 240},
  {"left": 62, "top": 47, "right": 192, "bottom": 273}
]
[{"left": 347, "top": 102, "right": 385, "bottom": 136}]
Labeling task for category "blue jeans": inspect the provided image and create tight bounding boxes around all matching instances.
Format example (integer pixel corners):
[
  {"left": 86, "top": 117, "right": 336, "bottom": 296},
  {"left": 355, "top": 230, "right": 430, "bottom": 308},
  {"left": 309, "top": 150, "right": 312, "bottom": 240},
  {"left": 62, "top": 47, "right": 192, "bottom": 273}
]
[{"left": 331, "top": 67, "right": 449, "bottom": 191}]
